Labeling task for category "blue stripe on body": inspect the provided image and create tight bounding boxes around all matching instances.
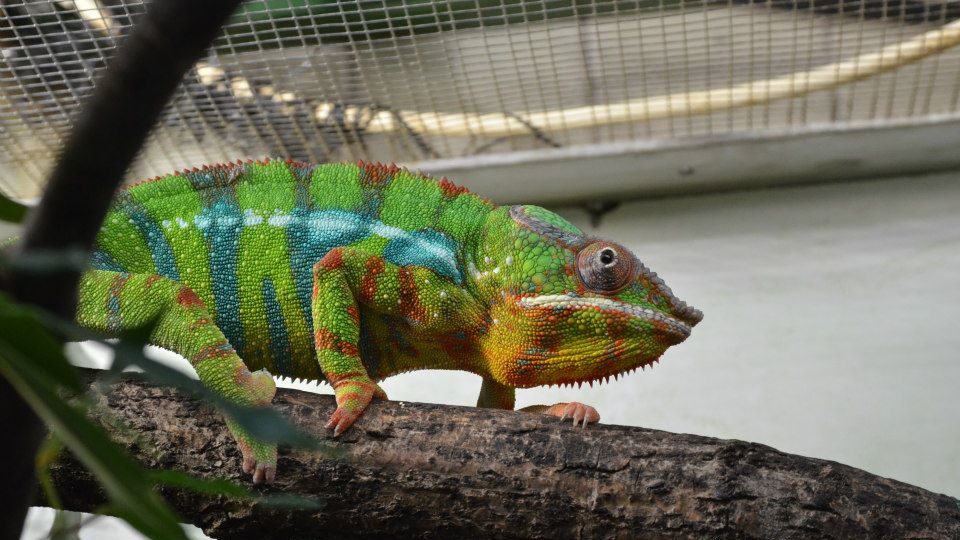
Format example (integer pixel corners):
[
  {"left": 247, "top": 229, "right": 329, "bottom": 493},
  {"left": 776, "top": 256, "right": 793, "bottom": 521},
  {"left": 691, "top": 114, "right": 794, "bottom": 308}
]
[
  {"left": 381, "top": 227, "right": 462, "bottom": 284},
  {"left": 190, "top": 200, "right": 464, "bottom": 355},
  {"left": 121, "top": 199, "right": 180, "bottom": 281},
  {"left": 107, "top": 275, "right": 125, "bottom": 333},
  {"left": 90, "top": 249, "right": 125, "bottom": 272},
  {"left": 196, "top": 197, "right": 244, "bottom": 353},
  {"left": 286, "top": 208, "right": 464, "bottom": 317},
  {"left": 286, "top": 207, "right": 370, "bottom": 328},
  {"left": 261, "top": 277, "right": 292, "bottom": 375}
]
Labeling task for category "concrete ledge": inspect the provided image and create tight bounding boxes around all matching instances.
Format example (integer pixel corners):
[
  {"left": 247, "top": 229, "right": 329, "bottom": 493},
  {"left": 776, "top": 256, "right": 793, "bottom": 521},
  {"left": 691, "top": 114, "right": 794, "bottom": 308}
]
[{"left": 414, "top": 114, "right": 960, "bottom": 205}]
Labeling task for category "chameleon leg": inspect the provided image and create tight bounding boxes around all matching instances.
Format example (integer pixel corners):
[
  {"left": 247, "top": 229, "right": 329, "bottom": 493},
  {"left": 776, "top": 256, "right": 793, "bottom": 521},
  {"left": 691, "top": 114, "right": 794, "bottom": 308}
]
[
  {"left": 477, "top": 378, "right": 515, "bottom": 409},
  {"left": 312, "top": 246, "right": 483, "bottom": 435},
  {"left": 311, "top": 250, "right": 386, "bottom": 436},
  {"left": 76, "top": 270, "right": 278, "bottom": 483},
  {"left": 479, "top": 377, "right": 599, "bottom": 427}
]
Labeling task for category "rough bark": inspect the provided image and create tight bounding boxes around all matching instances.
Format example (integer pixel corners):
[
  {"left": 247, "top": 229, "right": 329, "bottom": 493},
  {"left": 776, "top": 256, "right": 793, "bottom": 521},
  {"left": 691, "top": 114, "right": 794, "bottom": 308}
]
[{"left": 44, "top": 374, "right": 959, "bottom": 540}]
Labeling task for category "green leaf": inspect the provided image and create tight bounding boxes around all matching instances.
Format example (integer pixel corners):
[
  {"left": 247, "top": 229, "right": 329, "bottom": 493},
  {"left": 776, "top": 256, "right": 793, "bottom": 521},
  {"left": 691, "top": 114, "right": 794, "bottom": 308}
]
[
  {"left": 253, "top": 492, "right": 325, "bottom": 510},
  {"left": 0, "top": 191, "right": 28, "bottom": 223},
  {"left": 36, "top": 436, "right": 66, "bottom": 511},
  {"left": 147, "top": 469, "right": 251, "bottom": 497},
  {"left": 114, "top": 332, "right": 316, "bottom": 448},
  {"left": 0, "top": 301, "right": 189, "bottom": 540},
  {"left": 0, "top": 247, "right": 89, "bottom": 275},
  {"left": 49, "top": 510, "right": 83, "bottom": 540},
  {"left": 0, "top": 294, "right": 82, "bottom": 393}
]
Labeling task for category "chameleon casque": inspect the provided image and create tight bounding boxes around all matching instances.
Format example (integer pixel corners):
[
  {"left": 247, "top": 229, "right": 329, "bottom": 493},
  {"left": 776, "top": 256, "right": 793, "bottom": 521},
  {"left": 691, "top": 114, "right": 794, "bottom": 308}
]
[{"left": 78, "top": 159, "right": 703, "bottom": 484}]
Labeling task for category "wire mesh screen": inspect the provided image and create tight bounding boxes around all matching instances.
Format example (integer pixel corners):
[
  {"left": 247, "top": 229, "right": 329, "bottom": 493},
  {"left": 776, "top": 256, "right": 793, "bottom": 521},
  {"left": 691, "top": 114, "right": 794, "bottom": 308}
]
[{"left": 3, "top": 0, "right": 960, "bottom": 198}]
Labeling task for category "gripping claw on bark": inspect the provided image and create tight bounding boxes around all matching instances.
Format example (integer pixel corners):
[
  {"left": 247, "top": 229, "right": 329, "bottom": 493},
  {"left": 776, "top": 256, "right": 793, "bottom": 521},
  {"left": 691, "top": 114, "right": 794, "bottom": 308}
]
[
  {"left": 325, "top": 379, "right": 387, "bottom": 436},
  {"left": 548, "top": 402, "right": 600, "bottom": 427}
]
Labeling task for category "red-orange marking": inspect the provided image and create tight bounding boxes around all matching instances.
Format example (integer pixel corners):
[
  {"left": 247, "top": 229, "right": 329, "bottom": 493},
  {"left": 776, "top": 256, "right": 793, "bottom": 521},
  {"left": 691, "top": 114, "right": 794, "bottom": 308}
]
[
  {"left": 346, "top": 305, "right": 360, "bottom": 326},
  {"left": 438, "top": 177, "right": 470, "bottom": 198},
  {"left": 398, "top": 268, "right": 425, "bottom": 323},
  {"left": 316, "top": 248, "right": 344, "bottom": 271},
  {"left": 176, "top": 287, "right": 204, "bottom": 309},
  {"left": 195, "top": 342, "right": 233, "bottom": 365},
  {"left": 360, "top": 257, "right": 385, "bottom": 303},
  {"left": 314, "top": 328, "right": 338, "bottom": 350}
]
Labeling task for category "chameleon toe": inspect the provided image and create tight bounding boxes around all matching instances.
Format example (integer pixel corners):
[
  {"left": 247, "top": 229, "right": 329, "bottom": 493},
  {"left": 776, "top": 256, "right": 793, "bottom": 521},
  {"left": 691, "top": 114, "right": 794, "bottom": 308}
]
[
  {"left": 242, "top": 455, "right": 256, "bottom": 475},
  {"left": 546, "top": 402, "right": 600, "bottom": 427},
  {"left": 252, "top": 463, "right": 275, "bottom": 485}
]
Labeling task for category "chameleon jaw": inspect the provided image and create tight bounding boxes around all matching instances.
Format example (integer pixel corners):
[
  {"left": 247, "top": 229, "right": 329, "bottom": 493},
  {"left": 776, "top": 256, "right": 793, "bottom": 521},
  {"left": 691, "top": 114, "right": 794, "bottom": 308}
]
[{"left": 517, "top": 293, "right": 694, "bottom": 339}]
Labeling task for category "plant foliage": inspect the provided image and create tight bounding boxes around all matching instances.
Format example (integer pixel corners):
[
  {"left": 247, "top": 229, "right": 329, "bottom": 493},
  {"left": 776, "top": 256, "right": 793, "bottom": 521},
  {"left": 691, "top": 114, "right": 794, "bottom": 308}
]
[{"left": 0, "top": 288, "right": 319, "bottom": 539}]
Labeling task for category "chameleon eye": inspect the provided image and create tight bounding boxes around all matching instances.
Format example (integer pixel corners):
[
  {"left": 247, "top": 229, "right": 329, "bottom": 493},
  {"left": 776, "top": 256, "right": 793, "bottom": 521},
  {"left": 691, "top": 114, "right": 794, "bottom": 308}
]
[
  {"left": 599, "top": 247, "right": 617, "bottom": 266},
  {"left": 577, "top": 241, "right": 634, "bottom": 293}
]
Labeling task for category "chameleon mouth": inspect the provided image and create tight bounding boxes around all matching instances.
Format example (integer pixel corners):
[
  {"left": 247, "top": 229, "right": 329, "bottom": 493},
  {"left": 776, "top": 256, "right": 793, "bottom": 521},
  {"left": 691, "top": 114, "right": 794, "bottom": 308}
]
[{"left": 518, "top": 294, "right": 694, "bottom": 339}]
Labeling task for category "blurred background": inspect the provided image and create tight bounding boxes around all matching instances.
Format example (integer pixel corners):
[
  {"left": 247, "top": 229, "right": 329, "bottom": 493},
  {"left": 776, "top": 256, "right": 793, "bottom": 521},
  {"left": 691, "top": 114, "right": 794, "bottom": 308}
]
[{"left": 1, "top": 0, "right": 958, "bottom": 537}]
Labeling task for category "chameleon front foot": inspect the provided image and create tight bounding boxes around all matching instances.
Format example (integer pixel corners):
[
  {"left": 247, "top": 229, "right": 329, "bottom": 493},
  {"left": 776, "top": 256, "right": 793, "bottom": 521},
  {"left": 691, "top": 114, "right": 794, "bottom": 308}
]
[
  {"left": 325, "top": 379, "right": 388, "bottom": 436},
  {"left": 546, "top": 402, "right": 600, "bottom": 428}
]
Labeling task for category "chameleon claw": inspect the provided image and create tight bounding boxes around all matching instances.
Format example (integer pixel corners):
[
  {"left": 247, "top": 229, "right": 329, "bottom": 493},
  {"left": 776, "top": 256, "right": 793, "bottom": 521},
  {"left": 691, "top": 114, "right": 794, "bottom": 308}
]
[
  {"left": 242, "top": 454, "right": 256, "bottom": 475},
  {"left": 325, "top": 405, "right": 360, "bottom": 437},
  {"left": 252, "top": 463, "right": 275, "bottom": 485},
  {"left": 544, "top": 402, "right": 601, "bottom": 427}
]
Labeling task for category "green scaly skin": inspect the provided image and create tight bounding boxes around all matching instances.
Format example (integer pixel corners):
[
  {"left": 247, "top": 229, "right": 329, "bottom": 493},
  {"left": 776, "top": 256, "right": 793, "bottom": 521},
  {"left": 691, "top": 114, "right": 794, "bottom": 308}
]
[{"left": 76, "top": 159, "right": 702, "bottom": 484}]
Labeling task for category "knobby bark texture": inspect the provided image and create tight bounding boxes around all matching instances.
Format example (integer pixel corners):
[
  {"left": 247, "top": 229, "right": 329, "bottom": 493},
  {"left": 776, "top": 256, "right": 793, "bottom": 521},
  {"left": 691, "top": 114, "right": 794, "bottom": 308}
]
[{"left": 45, "top": 374, "right": 960, "bottom": 540}]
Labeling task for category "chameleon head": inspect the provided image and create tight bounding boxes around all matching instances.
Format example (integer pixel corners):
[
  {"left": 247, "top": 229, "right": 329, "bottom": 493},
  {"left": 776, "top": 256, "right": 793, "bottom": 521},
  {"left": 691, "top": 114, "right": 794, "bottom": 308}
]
[{"left": 478, "top": 205, "right": 703, "bottom": 388}]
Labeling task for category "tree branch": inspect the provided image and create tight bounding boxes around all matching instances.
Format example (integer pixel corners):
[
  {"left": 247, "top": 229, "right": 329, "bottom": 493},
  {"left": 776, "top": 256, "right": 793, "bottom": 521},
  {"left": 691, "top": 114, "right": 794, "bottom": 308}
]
[{"left": 43, "top": 371, "right": 960, "bottom": 539}]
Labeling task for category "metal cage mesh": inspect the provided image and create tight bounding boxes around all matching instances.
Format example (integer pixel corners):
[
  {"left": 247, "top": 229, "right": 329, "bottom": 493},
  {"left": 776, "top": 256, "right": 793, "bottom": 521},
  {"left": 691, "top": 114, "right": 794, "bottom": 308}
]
[{"left": 3, "top": 0, "right": 960, "bottom": 198}]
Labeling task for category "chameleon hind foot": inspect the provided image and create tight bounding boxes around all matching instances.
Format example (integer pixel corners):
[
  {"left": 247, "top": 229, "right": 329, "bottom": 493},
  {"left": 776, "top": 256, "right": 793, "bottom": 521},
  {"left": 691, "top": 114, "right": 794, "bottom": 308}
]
[
  {"left": 238, "top": 435, "right": 277, "bottom": 485},
  {"left": 227, "top": 417, "right": 277, "bottom": 485},
  {"left": 229, "top": 368, "right": 278, "bottom": 484},
  {"left": 546, "top": 402, "right": 600, "bottom": 428}
]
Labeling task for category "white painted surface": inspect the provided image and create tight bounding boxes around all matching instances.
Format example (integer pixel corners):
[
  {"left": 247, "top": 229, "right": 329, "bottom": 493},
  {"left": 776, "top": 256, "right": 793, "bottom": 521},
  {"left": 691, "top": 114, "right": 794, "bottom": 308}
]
[
  {"left": 19, "top": 508, "right": 208, "bottom": 540},
  {"left": 12, "top": 169, "right": 960, "bottom": 540}
]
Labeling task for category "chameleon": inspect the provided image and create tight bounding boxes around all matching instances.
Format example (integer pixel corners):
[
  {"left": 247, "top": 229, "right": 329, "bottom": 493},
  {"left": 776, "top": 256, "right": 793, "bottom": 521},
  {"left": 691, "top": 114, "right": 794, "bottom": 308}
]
[{"left": 76, "top": 158, "right": 703, "bottom": 484}]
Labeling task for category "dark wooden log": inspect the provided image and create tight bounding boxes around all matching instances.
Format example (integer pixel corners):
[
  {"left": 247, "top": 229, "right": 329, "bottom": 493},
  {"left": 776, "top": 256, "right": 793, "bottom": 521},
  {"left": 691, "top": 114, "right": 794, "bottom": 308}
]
[{"left": 41, "top": 373, "right": 960, "bottom": 539}]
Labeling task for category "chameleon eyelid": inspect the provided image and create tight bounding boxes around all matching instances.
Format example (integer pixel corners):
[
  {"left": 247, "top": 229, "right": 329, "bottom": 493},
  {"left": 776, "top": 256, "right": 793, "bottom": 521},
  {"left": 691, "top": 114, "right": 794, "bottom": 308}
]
[{"left": 576, "top": 241, "right": 634, "bottom": 293}]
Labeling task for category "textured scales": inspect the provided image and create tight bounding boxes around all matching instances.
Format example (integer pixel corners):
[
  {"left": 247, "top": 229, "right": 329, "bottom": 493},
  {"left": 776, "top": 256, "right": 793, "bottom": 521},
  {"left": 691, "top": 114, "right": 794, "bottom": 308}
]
[{"left": 76, "top": 159, "right": 702, "bottom": 484}]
